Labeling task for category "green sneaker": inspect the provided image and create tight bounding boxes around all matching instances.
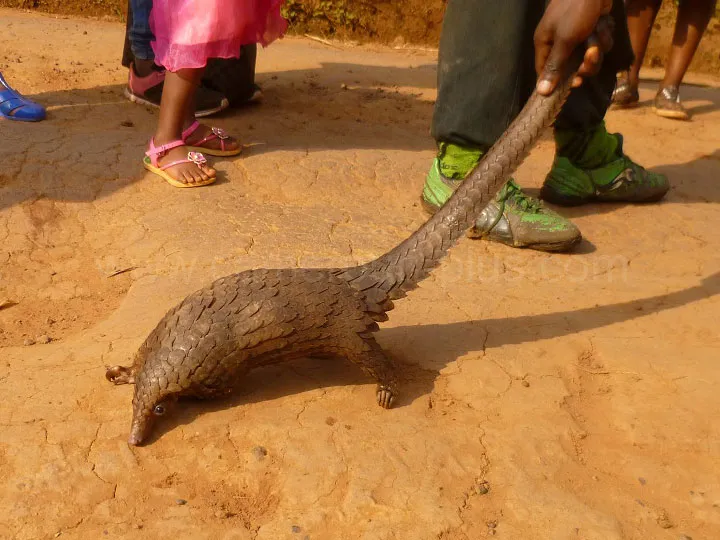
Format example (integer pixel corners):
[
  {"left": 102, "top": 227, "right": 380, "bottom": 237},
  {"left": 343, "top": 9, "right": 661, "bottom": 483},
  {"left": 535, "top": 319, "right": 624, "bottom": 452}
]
[
  {"left": 421, "top": 158, "right": 582, "bottom": 252},
  {"left": 541, "top": 133, "right": 670, "bottom": 206}
]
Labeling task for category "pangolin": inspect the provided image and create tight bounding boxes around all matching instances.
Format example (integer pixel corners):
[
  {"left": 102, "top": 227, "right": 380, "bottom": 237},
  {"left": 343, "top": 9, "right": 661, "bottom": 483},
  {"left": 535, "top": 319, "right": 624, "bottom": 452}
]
[{"left": 107, "top": 50, "right": 586, "bottom": 445}]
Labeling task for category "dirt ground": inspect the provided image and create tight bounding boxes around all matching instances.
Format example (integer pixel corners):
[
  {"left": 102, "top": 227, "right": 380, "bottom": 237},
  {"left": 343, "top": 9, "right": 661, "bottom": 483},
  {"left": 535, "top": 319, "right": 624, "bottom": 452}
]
[{"left": 2, "top": 8, "right": 720, "bottom": 540}]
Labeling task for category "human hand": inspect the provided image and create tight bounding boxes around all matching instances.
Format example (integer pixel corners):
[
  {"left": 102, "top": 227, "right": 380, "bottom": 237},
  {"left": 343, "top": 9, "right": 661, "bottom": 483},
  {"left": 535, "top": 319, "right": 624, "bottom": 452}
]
[{"left": 534, "top": 0, "right": 615, "bottom": 95}]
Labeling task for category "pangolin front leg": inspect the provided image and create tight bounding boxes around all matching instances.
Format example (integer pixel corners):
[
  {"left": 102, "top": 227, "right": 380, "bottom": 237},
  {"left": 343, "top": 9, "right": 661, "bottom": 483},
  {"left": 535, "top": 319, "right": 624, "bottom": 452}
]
[{"left": 105, "top": 365, "right": 136, "bottom": 385}]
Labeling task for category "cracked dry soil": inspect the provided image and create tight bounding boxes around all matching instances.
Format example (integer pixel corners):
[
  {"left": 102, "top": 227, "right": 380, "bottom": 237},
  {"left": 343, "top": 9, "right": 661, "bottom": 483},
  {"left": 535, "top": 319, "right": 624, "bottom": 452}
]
[{"left": 2, "top": 9, "right": 720, "bottom": 540}]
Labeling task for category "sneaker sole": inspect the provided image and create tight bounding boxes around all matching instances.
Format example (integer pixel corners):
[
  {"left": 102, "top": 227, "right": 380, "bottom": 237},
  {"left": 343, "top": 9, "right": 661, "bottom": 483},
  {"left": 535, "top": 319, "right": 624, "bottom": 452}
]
[
  {"left": 420, "top": 196, "right": 441, "bottom": 216},
  {"left": 538, "top": 188, "right": 590, "bottom": 207},
  {"left": 421, "top": 196, "right": 582, "bottom": 252},
  {"left": 611, "top": 100, "right": 639, "bottom": 110},
  {"left": 652, "top": 106, "right": 690, "bottom": 121},
  {"left": 466, "top": 226, "right": 582, "bottom": 252},
  {"left": 124, "top": 87, "right": 230, "bottom": 118},
  {"left": 540, "top": 186, "right": 669, "bottom": 207}
]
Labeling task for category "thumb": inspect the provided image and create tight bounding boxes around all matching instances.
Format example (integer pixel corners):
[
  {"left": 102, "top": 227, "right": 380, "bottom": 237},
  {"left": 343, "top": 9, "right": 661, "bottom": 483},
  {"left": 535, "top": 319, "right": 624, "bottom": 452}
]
[{"left": 536, "top": 39, "right": 574, "bottom": 96}]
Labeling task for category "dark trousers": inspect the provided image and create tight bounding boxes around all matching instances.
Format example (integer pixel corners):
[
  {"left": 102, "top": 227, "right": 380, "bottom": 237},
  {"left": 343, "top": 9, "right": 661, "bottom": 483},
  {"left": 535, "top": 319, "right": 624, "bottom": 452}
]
[{"left": 431, "top": 0, "right": 635, "bottom": 151}]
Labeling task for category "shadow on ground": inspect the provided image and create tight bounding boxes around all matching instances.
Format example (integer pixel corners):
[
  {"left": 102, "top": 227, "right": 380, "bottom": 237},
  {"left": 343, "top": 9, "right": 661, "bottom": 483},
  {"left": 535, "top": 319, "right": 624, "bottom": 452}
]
[
  {"left": 2, "top": 62, "right": 718, "bottom": 213},
  {"left": 0, "top": 62, "right": 438, "bottom": 210}
]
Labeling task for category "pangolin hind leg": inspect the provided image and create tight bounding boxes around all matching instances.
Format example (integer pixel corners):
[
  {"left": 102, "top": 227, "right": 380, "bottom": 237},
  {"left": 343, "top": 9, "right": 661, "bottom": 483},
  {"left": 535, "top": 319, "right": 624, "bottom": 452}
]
[{"left": 348, "top": 335, "right": 398, "bottom": 409}]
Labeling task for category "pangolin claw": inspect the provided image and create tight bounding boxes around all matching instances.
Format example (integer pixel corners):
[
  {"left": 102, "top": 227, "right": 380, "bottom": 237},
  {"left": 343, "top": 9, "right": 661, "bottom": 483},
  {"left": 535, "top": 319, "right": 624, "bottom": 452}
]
[
  {"left": 376, "top": 386, "right": 395, "bottom": 409},
  {"left": 105, "top": 365, "right": 135, "bottom": 385}
]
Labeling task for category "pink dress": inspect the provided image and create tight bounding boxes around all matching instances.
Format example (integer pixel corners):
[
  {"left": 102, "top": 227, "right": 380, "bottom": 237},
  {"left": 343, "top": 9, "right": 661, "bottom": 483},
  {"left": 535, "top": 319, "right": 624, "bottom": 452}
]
[{"left": 150, "top": 0, "right": 288, "bottom": 71}]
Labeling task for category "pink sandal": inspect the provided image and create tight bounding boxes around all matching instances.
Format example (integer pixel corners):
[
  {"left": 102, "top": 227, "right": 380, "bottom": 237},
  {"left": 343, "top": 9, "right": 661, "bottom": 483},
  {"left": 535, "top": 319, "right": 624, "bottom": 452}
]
[
  {"left": 143, "top": 138, "right": 216, "bottom": 188},
  {"left": 181, "top": 120, "right": 242, "bottom": 157}
]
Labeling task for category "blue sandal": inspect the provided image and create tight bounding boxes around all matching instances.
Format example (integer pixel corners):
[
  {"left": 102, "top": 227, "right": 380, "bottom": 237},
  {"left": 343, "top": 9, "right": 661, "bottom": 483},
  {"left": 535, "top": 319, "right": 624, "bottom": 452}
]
[{"left": 0, "top": 72, "right": 46, "bottom": 122}]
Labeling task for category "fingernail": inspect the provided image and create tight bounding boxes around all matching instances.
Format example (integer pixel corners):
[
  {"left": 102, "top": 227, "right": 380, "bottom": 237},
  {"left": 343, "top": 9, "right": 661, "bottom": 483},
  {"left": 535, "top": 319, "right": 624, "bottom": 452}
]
[{"left": 537, "top": 80, "right": 552, "bottom": 94}]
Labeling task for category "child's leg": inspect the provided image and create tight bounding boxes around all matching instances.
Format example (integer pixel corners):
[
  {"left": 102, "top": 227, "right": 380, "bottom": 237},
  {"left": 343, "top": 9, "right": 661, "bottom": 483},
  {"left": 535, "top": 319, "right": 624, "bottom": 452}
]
[
  {"left": 170, "top": 70, "right": 242, "bottom": 157},
  {"left": 661, "top": 0, "right": 717, "bottom": 89},
  {"left": 652, "top": 0, "right": 716, "bottom": 119},
  {"left": 624, "top": 0, "right": 663, "bottom": 88},
  {"left": 153, "top": 68, "right": 216, "bottom": 186},
  {"left": 180, "top": 95, "right": 242, "bottom": 156}
]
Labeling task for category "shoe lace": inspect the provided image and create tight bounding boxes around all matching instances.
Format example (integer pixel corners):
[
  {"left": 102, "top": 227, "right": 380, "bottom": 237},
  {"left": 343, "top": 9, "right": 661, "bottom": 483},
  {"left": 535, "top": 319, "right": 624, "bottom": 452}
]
[
  {"left": 660, "top": 86, "right": 681, "bottom": 103},
  {"left": 497, "top": 179, "right": 543, "bottom": 212}
]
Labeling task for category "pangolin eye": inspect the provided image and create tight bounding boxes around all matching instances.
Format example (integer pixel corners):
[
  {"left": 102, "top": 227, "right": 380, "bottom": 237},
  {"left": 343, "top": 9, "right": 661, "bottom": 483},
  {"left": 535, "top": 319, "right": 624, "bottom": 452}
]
[{"left": 153, "top": 404, "right": 166, "bottom": 416}]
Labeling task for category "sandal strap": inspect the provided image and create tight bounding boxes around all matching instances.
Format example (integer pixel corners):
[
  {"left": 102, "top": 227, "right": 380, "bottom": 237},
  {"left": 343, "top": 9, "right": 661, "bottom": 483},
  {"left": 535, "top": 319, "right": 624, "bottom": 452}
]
[
  {"left": 0, "top": 87, "right": 33, "bottom": 108},
  {"left": 0, "top": 76, "right": 46, "bottom": 121},
  {"left": 145, "top": 138, "right": 186, "bottom": 166},
  {"left": 0, "top": 74, "right": 32, "bottom": 107},
  {"left": 0, "top": 94, "right": 25, "bottom": 115},
  {"left": 147, "top": 138, "right": 186, "bottom": 156},
  {"left": 182, "top": 121, "right": 231, "bottom": 152},
  {"left": 181, "top": 120, "right": 201, "bottom": 141},
  {"left": 193, "top": 133, "right": 221, "bottom": 151},
  {"left": 0, "top": 71, "right": 12, "bottom": 90},
  {"left": 0, "top": 88, "right": 19, "bottom": 104},
  {"left": 193, "top": 127, "right": 230, "bottom": 152},
  {"left": 158, "top": 151, "right": 208, "bottom": 171}
]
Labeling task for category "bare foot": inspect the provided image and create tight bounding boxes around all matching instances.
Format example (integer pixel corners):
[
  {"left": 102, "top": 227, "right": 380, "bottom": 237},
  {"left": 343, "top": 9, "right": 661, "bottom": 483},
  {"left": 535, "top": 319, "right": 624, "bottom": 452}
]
[
  {"left": 184, "top": 123, "right": 241, "bottom": 153},
  {"left": 153, "top": 143, "right": 216, "bottom": 186}
]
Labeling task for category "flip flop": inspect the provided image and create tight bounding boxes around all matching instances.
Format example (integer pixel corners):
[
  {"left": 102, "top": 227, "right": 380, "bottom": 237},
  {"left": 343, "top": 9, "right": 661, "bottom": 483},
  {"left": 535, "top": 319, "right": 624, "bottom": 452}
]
[
  {"left": 144, "top": 138, "right": 216, "bottom": 188},
  {"left": 0, "top": 72, "right": 46, "bottom": 122},
  {"left": 182, "top": 120, "right": 242, "bottom": 157}
]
